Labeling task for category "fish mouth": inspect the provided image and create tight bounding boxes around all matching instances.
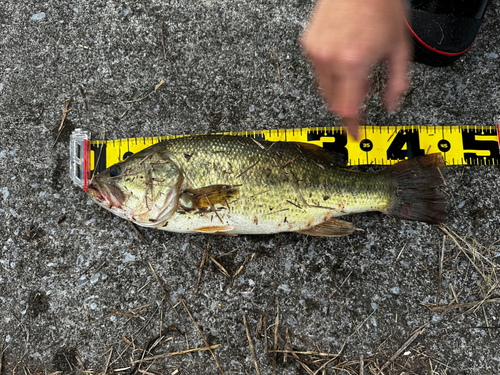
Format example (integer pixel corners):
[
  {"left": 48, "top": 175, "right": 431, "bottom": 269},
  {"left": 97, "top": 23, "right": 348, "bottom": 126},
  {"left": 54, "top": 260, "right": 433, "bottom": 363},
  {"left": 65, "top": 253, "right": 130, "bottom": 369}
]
[{"left": 88, "top": 178, "right": 125, "bottom": 208}]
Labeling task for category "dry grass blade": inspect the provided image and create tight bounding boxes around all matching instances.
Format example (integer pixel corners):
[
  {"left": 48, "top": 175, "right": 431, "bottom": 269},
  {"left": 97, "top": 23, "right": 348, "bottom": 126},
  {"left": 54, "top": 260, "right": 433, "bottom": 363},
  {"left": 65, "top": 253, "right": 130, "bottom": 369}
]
[
  {"left": 233, "top": 253, "right": 256, "bottom": 279},
  {"left": 179, "top": 297, "right": 226, "bottom": 375},
  {"left": 438, "top": 225, "right": 499, "bottom": 317},
  {"left": 109, "top": 309, "right": 140, "bottom": 319},
  {"left": 329, "top": 270, "right": 352, "bottom": 298},
  {"left": 263, "top": 316, "right": 268, "bottom": 352},
  {"left": 425, "top": 297, "right": 500, "bottom": 312},
  {"left": 52, "top": 98, "right": 75, "bottom": 148},
  {"left": 191, "top": 240, "right": 231, "bottom": 280},
  {"left": 377, "top": 323, "right": 427, "bottom": 374},
  {"left": 273, "top": 303, "right": 279, "bottom": 375},
  {"left": 129, "top": 221, "right": 148, "bottom": 245},
  {"left": 275, "top": 46, "right": 281, "bottom": 83},
  {"left": 194, "top": 241, "right": 210, "bottom": 294},
  {"left": 123, "top": 81, "right": 165, "bottom": 103},
  {"left": 268, "top": 350, "right": 340, "bottom": 358},
  {"left": 440, "top": 225, "right": 492, "bottom": 283},
  {"left": 243, "top": 315, "right": 260, "bottom": 375},
  {"left": 148, "top": 261, "right": 178, "bottom": 316},
  {"left": 291, "top": 351, "right": 314, "bottom": 375},
  {"left": 250, "top": 137, "right": 265, "bottom": 149},
  {"left": 103, "top": 347, "right": 113, "bottom": 375},
  {"left": 132, "top": 344, "right": 220, "bottom": 363},
  {"left": 209, "top": 256, "right": 231, "bottom": 279},
  {"left": 0, "top": 344, "right": 4, "bottom": 375},
  {"left": 438, "top": 235, "right": 445, "bottom": 301}
]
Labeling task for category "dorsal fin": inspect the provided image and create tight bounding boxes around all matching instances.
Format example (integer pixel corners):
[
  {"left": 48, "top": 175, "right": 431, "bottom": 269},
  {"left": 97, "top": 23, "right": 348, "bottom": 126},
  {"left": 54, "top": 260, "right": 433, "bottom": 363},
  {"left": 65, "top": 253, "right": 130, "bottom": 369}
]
[{"left": 293, "top": 142, "right": 346, "bottom": 167}]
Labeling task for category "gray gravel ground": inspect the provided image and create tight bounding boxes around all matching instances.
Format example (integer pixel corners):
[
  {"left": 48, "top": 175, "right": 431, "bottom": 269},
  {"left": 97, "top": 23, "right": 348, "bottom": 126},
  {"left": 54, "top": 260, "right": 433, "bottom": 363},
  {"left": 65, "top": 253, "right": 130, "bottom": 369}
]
[{"left": 1, "top": 1, "right": 500, "bottom": 374}]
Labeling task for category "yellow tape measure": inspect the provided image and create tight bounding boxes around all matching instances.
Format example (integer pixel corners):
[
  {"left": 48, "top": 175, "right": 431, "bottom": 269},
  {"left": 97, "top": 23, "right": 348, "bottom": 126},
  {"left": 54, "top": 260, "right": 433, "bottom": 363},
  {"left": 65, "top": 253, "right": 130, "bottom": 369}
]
[{"left": 70, "top": 125, "right": 500, "bottom": 191}]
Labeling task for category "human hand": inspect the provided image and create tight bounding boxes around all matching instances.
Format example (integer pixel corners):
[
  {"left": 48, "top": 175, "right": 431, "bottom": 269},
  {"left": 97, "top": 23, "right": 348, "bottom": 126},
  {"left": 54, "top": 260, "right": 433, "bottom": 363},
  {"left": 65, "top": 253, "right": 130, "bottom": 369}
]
[{"left": 301, "top": 0, "right": 411, "bottom": 138}]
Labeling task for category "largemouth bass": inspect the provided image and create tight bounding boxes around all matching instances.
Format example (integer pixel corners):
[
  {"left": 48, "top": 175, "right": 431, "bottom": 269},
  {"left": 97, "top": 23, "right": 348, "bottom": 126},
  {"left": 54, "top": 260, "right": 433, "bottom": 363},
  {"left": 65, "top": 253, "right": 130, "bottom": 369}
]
[{"left": 87, "top": 135, "right": 446, "bottom": 237}]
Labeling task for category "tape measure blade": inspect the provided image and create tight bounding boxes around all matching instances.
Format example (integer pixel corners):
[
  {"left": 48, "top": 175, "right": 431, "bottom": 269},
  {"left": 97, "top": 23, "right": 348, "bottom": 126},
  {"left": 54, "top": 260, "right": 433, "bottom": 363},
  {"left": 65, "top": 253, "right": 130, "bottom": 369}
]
[{"left": 86, "top": 125, "right": 500, "bottom": 173}]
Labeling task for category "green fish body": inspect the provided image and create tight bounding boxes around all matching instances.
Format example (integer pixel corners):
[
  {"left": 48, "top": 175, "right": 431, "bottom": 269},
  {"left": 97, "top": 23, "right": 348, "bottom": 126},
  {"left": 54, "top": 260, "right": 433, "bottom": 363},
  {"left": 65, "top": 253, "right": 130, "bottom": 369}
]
[{"left": 87, "top": 135, "right": 445, "bottom": 236}]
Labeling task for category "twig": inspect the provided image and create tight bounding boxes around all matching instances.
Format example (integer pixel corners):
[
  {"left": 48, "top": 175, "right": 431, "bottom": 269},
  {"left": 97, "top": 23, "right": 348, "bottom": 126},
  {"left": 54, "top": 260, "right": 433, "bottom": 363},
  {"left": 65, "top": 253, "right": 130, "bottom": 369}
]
[
  {"left": 328, "top": 270, "right": 352, "bottom": 298},
  {"left": 148, "top": 261, "right": 178, "bottom": 314},
  {"left": 132, "top": 344, "right": 221, "bottom": 363},
  {"left": 396, "top": 241, "right": 408, "bottom": 260},
  {"left": 179, "top": 297, "right": 226, "bottom": 375},
  {"left": 185, "top": 333, "right": 195, "bottom": 363},
  {"left": 195, "top": 241, "right": 210, "bottom": 294},
  {"left": 129, "top": 221, "right": 148, "bottom": 245},
  {"left": 275, "top": 47, "right": 281, "bottom": 84},
  {"left": 268, "top": 350, "right": 340, "bottom": 357},
  {"left": 109, "top": 309, "right": 140, "bottom": 319},
  {"left": 438, "top": 235, "right": 445, "bottom": 301},
  {"left": 191, "top": 240, "right": 231, "bottom": 279},
  {"left": 264, "top": 316, "right": 268, "bottom": 353},
  {"left": 312, "top": 356, "right": 340, "bottom": 375},
  {"left": 103, "top": 347, "right": 113, "bottom": 375},
  {"left": 123, "top": 81, "right": 165, "bottom": 103},
  {"left": 233, "top": 253, "right": 256, "bottom": 279},
  {"left": 250, "top": 137, "right": 265, "bottom": 149},
  {"left": 209, "top": 256, "right": 231, "bottom": 279},
  {"left": 0, "top": 344, "right": 4, "bottom": 375},
  {"left": 289, "top": 350, "right": 313, "bottom": 375},
  {"left": 93, "top": 261, "right": 106, "bottom": 274},
  {"left": 52, "top": 98, "right": 75, "bottom": 148},
  {"left": 440, "top": 226, "right": 488, "bottom": 282},
  {"left": 273, "top": 303, "right": 279, "bottom": 375},
  {"left": 79, "top": 86, "right": 88, "bottom": 110},
  {"left": 377, "top": 323, "right": 427, "bottom": 374},
  {"left": 483, "top": 304, "right": 492, "bottom": 338},
  {"left": 347, "top": 310, "right": 376, "bottom": 343},
  {"left": 243, "top": 315, "right": 260, "bottom": 375},
  {"left": 236, "top": 161, "right": 259, "bottom": 179}
]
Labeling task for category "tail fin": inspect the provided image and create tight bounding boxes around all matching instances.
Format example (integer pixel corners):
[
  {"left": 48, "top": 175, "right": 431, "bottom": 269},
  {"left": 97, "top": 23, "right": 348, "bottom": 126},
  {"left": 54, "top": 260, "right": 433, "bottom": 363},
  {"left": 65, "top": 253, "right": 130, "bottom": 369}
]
[{"left": 381, "top": 154, "right": 446, "bottom": 224}]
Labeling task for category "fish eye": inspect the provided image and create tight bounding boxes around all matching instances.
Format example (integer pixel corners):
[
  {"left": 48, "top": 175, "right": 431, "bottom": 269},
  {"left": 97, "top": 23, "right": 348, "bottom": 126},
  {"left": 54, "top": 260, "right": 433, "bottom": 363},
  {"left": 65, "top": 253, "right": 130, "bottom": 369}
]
[{"left": 109, "top": 165, "right": 122, "bottom": 177}]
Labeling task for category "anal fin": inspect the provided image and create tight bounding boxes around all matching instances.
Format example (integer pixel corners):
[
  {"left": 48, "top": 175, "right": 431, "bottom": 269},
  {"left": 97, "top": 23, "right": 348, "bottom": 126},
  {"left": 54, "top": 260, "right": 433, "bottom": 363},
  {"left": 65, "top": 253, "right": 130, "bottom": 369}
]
[{"left": 294, "top": 218, "right": 355, "bottom": 237}]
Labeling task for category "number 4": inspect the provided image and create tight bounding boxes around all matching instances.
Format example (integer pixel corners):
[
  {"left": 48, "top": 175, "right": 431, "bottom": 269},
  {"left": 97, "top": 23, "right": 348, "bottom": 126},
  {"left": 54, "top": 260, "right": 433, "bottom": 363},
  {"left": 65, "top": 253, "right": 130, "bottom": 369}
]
[{"left": 387, "top": 130, "right": 425, "bottom": 160}]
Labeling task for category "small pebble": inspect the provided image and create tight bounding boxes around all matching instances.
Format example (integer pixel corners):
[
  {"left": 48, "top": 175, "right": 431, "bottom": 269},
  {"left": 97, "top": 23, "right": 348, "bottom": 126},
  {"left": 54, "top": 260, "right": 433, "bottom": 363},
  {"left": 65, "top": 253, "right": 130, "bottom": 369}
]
[
  {"left": 31, "top": 12, "right": 46, "bottom": 21},
  {"left": 123, "top": 253, "right": 135, "bottom": 263}
]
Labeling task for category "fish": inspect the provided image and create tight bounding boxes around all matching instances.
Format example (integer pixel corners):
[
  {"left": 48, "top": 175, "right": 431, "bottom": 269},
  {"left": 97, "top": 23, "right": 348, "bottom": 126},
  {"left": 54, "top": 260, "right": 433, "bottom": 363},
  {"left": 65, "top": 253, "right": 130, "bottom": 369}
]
[{"left": 87, "top": 135, "right": 446, "bottom": 237}]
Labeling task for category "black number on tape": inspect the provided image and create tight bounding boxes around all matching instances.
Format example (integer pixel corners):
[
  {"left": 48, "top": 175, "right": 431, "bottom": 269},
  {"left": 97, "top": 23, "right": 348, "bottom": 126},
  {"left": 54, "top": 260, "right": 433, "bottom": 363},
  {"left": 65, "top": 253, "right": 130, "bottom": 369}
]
[
  {"left": 438, "top": 139, "right": 451, "bottom": 152},
  {"left": 462, "top": 128, "right": 500, "bottom": 165},
  {"left": 307, "top": 130, "right": 348, "bottom": 163},
  {"left": 360, "top": 139, "right": 373, "bottom": 152},
  {"left": 387, "top": 130, "right": 425, "bottom": 160}
]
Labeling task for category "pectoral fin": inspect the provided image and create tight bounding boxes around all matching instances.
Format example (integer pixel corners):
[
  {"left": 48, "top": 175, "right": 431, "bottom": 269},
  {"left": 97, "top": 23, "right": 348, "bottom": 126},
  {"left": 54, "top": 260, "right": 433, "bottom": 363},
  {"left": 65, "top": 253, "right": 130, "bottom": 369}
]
[
  {"left": 294, "top": 218, "right": 356, "bottom": 237},
  {"left": 179, "top": 185, "right": 240, "bottom": 211}
]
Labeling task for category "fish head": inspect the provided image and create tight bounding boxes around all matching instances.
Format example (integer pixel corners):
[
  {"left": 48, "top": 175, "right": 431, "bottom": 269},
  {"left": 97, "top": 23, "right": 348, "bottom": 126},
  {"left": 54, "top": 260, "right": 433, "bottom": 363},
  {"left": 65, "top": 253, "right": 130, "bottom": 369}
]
[{"left": 87, "top": 150, "right": 182, "bottom": 227}]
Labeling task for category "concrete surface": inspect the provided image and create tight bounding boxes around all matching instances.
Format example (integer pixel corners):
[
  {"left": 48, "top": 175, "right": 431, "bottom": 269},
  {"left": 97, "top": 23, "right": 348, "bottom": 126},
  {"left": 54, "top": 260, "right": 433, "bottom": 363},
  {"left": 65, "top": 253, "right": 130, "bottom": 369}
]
[{"left": 1, "top": 0, "right": 500, "bottom": 374}]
